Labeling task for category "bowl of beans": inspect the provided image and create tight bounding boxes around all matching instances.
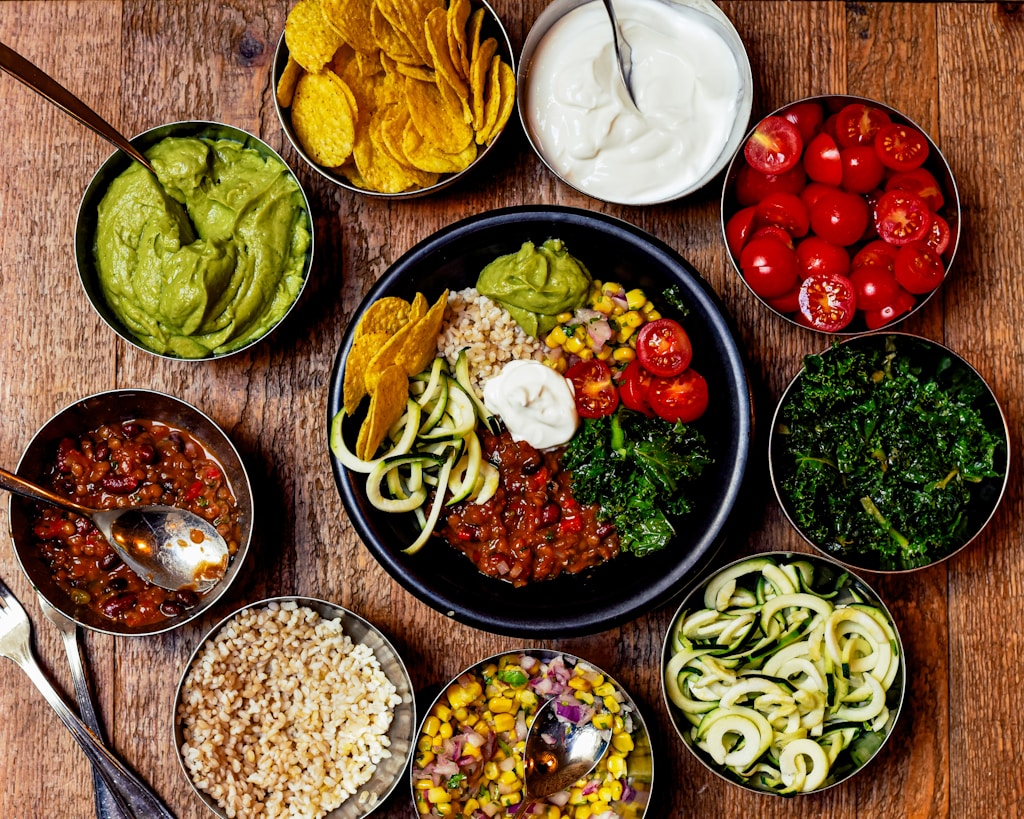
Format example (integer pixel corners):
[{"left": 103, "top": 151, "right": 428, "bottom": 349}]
[
  {"left": 411, "top": 648, "right": 652, "bottom": 818},
  {"left": 8, "top": 389, "right": 253, "bottom": 636}
]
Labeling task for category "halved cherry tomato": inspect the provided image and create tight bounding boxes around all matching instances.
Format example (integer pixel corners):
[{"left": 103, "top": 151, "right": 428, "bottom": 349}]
[
  {"left": 618, "top": 359, "right": 654, "bottom": 417},
  {"left": 734, "top": 162, "right": 807, "bottom": 206},
  {"left": 725, "top": 206, "right": 757, "bottom": 257},
  {"left": 565, "top": 359, "right": 619, "bottom": 418},
  {"left": 809, "top": 188, "right": 870, "bottom": 246},
  {"left": 744, "top": 116, "right": 803, "bottom": 175},
  {"left": 796, "top": 236, "right": 850, "bottom": 278},
  {"left": 635, "top": 318, "right": 693, "bottom": 377},
  {"left": 803, "top": 132, "right": 842, "bottom": 185},
  {"left": 799, "top": 181, "right": 835, "bottom": 210},
  {"left": 797, "top": 272, "right": 857, "bottom": 331},
  {"left": 852, "top": 239, "right": 898, "bottom": 272},
  {"left": 840, "top": 145, "right": 886, "bottom": 193},
  {"left": 925, "top": 213, "right": 952, "bottom": 255},
  {"left": 863, "top": 288, "right": 916, "bottom": 329},
  {"left": 885, "top": 167, "right": 944, "bottom": 211},
  {"left": 834, "top": 103, "right": 891, "bottom": 147},
  {"left": 849, "top": 265, "right": 902, "bottom": 310},
  {"left": 647, "top": 369, "right": 709, "bottom": 424},
  {"left": 782, "top": 101, "right": 825, "bottom": 142},
  {"left": 755, "top": 192, "right": 809, "bottom": 237},
  {"left": 874, "top": 190, "right": 931, "bottom": 245},
  {"left": 739, "top": 236, "right": 801, "bottom": 299},
  {"left": 894, "top": 241, "right": 946, "bottom": 294},
  {"left": 874, "top": 122, "right": 929, "bottom": 170},
  {"left": 750, "top": 225, "right": 794, "bottom": 249}
]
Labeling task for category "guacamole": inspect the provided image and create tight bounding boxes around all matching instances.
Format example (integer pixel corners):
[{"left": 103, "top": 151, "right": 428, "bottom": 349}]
[
  {"left": 94, "top": 136, "right": 311, "bottom": 358},
  {"left": 475, "top": 239, "right": 591, "bottom": 337}
]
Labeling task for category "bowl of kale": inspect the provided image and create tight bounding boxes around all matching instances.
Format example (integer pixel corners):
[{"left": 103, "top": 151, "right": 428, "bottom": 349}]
[{"left": 769, "top": 333, "right": 1009, "bottom": 572}]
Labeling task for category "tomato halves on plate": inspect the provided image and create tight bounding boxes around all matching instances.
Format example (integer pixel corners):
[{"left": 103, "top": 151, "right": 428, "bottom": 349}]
[
  {"left": 565, "top": 359, "right": 619, "bottom": 418},
  {"left": 648, "top": 369, "right": 710, "bottom": 424},
  {"left": 635, "top": 318, "right": 693, "bottom": 377}
]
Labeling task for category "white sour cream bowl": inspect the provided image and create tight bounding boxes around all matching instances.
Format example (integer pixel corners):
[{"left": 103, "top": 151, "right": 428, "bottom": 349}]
[{"left": 519, "top": 0, "right": 752, "bottom": 205}]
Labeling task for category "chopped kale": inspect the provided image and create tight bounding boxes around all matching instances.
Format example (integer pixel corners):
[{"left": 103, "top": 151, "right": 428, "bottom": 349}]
[{"left": 563, "top": 408, "right": 712, "bottom": 556}]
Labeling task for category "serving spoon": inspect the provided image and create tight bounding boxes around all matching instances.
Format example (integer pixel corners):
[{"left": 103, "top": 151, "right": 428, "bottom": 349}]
[
  {"left": 0, "top": 40, "right": 155, "bottom": 174},
  {"left": 0, "top": 466, "right": 229, "bottom": 592},
  {"left": 513, "top": 697, "right": 612, "bottom": 818},
  {"left": 601, "top": 0, "right": 640, "bottom": 110}
]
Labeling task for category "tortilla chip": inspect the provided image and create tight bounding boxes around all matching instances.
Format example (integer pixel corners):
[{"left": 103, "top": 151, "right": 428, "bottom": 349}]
[
  {"left": 356, "top": 295, "right": 415, "bottom": 337},
  {"left": 402, "top": 119, "right": 477, "bottom": 173},
  {"left": 343, "top": 331, "right": 388, "bottom": 413},
  {"left": 291, "top": 70, "right": 358, "bottom": 167},
  {"left": 425, "top": 7, "right": 469, "bottom": 100},
  {"left": 276, "top": 56, "right": 304, "bottom": 108},
  {"left": 285, "top": 0, "right": 344, "bottom": 73},
  {"left": 405, "top": 76, "right": 475, "bottom": 154},
  {"left": 356, "top": 364, "right": 408, "bottom": 460},
  {"left": 469, "top": 36, "right": 497, "bottom": 132},
  {"left": 447, "top": 0, "right": 472, "bottom": 80},
  {"left": 321, "top": 0, "right": 378, "bottom": 54},
  {"left": 395, "top": 290, "right": 449, "bottom": 376}
]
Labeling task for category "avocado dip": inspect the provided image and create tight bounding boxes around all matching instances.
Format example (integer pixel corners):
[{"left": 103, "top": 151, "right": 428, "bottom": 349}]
[
  {"left": 475, "top": 239, "right": 592, "bottom": 337},
  {"left": 94, "top": 136, "right": 311, "bottom": 358}
]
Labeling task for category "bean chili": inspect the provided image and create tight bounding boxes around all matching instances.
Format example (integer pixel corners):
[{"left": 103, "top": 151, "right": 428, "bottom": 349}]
[
  {"left": 31, "top": 419, "right": 243, "bottom": 628},
  {"left": 439, "top": 429, "right": 619, "bottom": 586}
]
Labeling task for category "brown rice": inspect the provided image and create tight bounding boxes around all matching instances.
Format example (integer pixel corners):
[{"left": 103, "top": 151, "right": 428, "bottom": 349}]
[
  {"left": 437, "top": 288, "right": 548, "bottom": 393},
  {"left": 177, "top": 601, "right": 401, "bottom": 819}
]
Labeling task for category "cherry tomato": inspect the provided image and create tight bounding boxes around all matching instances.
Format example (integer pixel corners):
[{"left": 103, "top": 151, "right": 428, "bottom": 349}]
[
  {"left": 739, "top": 236, "right": 802, "bottom": 299},
  {"left": 725, "top": 206, "right": 757, "bottom": 257},
  {"left": 840, "top": 145, "right": 886, "bottom": 193},
  {"left": 635, "top": 318, "right": 693, "bottom": 377},
  {"left": 885, "top": 167, "right": 945, "bottom": 211},
  {"left": 809, "top": 188, "right": 870, "bottom": 246},
  {"left": 766, "top": 284, "right": 801, "bottom": 314},
  {"left": 565, "top": 359, "right": 619, "bottom": 418},
  {"left": 925, "top": 213, "right": 952, "bottom": 255},
  {"left": 782, "top": 101, "right": 825, "bottom": 142},
  {"left": 750, "top": 225, "right": 794, "bottom": 249},
  {"left": 755, "top": 192, "right": 809, "bottom": 237},
  {"left": 874, "top": 122, "right": 930, "bottom": 170},
  {"left": 874, "top": 190, "right": 931, "bottom": 246},
  {"left": 618, "top": 359, "right": 655, "bottom": 417},
  {"left": 797, "top": 272, "right": 857, "bottom": 332},
  {"left": 834, "top": 103, "right": 891, "bottom": 147},
  {"left": 849, "top": 265, "right": 902, "bottom": 310},
  {"left": 863, "top": 288, "right": 916, "bottom": 330},
  {"left": 894, "top": 241, "right": 946, "bottom": 294},
  {"left": 796, "top": 236, "right": 850, "bottom": 278},
  {"left": 744, "top": 116, "right": 804, "bottom": 175},
  {"left": 852, "top": 239, "right": 898, "bottom": 272},
  {"left": 734, "top": 162, "right": 807, "bottom": 206},
  {"left": 647, "top": 369, "right": 709, "bottom": 424},
  {"left": 803, "top": 132, "right": 842, "bottom": 185},
  {"left": 799, "top": 182, "right": 835, "bottom": 211}
]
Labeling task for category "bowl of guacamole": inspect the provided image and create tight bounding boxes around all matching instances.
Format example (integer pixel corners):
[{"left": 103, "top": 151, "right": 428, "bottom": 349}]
[{"left": 76, "top": 121, "right": 313, "bottom": 360}]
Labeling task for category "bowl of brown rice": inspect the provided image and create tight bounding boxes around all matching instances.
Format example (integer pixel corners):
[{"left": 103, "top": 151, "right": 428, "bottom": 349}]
[{"left": 173, "top": 596, "right": 415, "bottom": 819}]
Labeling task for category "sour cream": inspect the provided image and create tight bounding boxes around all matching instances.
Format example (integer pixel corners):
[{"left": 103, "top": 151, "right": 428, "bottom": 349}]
[
  {"left": 483, "top": 360, "right": 579, "bottom": 450},
  {"left": 523, "top": 0, "right": 749, "bottom": 204}
]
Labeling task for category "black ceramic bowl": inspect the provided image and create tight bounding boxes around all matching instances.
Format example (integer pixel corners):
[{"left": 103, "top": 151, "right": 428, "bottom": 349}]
[
  {"left": 327, "top": 206, "right": 753, "bottom": 637},
  {"left": 721, "top": 94, "right": 960, "bottom": 334},
  {"left": 769, "top": 333, "right": 1009, "bottom": 572},
  {"left": 8, "top": 389, "right": 254, "bottom": 636}
]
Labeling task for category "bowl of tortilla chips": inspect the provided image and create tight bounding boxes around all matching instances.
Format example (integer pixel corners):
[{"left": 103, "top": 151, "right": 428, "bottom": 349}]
[{"left": 273, "top": 0, "right": 516, "bottom": 197}]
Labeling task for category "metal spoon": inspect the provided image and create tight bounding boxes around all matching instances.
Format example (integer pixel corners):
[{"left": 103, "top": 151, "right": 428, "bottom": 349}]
[
  {"left": 601, "top": 0, "right": 640, "bottom": 110},
  {"left": 37, "top": 594, "right": 128, "bottom": 819},
  {"left": 0, "top": 40, "right": 155, "bottom": 174},
  {"left": 0, "top": 466, "right": 229, "bottom": 592},
  {"left": 513, "top": 697, "right": 612, "bottom": 818}
]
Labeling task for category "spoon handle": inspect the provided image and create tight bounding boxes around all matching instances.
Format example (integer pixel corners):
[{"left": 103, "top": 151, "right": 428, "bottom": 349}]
[
  {"left": 0, "top": 40, "right": 154, "bottom": 173},
  {"left": 0, "top": 465, "right": 95, "bottom": 517}
]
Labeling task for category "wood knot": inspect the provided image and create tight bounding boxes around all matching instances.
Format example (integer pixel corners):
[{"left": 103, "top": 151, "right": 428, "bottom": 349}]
[
  {"left": 998, "top": 2, "right": 1024, "bottom": 19},
  {"left": 236, "top": 31, "right": 265, "bottom": 66}
]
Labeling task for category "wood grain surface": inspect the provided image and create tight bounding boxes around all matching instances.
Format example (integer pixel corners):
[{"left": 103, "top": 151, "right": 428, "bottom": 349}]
[{"left": 1, "top": 2, "right": 1022, "bottom": 818}]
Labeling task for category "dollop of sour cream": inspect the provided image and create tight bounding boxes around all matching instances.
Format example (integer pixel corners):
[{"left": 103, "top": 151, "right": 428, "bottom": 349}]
[
  {"left": 524, "top": 0, "right": 746, "bottom": 204},
  {"left": 483, "top": 360, "right": 579, "bottom": 450}
]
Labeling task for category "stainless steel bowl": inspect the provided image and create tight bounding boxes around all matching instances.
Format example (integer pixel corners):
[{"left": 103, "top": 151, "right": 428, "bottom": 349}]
[
  {"left": 173, "top": 596, "right": 416, "bottom": 819},
  {"left": 272, "top": 0, "right": 514, "bottom": 199},
  {"left": 662, "top": 550, "right": 907, "bottom": 795},
  {"left": 518, "top": 0, "right": 752, "bottom": 205},
  {"left": 75, "top": 120, "right": 314, "bottom": 360},
  {"left": 411, "top": 648, "right": 653, "bottom": 817},
  {"left": 8, "top": 388, "right": 254, "bottom": 636}
]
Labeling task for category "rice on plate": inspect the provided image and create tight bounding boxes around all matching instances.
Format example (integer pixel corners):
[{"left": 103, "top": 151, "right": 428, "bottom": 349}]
[{"left": 176, "top": 600, "right": 406, "bottom": 819}]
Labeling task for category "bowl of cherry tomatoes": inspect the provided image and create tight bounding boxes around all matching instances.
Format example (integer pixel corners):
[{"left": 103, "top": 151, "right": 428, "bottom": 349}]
[{"left": 721, "top": 95, "right": 960, "bottom": 333}]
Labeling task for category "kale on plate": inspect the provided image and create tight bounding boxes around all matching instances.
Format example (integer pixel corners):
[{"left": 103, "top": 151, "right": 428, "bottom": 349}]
[
  {"left": 563, "top": 408, "right": 712, "bottom": 557},
  {"left": 775, "top": 335, "right": 1005, "bottom": 570}
]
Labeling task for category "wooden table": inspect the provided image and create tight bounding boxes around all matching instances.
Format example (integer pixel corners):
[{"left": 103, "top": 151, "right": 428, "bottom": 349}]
[{"left": 1, "top": 2, "right": 1021, "bottom": 817}]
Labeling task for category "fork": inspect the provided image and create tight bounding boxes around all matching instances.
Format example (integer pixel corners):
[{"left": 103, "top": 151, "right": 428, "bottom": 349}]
[{"left": 0, "top": 576, "right": 175, "bottom": 818}]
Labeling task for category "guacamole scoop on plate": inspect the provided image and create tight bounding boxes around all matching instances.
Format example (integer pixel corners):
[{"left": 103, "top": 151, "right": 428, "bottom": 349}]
[{"left": 93, "top": 135, "right": 311, "bottom": 358}]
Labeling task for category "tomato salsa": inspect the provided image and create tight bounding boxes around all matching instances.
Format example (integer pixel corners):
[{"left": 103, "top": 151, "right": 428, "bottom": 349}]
[
  {"left": 438, "top": 429, "right": 619, "bottom": 586},
  {"left": 30, "top": 420, "right": 243, "bottom": 628}
]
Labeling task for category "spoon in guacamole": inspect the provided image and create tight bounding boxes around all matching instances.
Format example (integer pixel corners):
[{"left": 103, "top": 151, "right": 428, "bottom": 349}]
[
  {"left": 0, "top": 466, "right": 229, "bottom": 593},
  {"left": 0, "top": 41, "right": 155, "bottom": 173}
]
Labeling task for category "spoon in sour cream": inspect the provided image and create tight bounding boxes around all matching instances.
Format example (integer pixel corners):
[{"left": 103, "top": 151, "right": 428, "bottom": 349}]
[{"left": 601, "top": 0, "right": 640, "bottom": 109}]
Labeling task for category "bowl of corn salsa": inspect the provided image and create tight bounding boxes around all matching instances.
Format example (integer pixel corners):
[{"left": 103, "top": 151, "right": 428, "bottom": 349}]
[{"left": 411, "top": 649, "right": 652, "bottom": 818}]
